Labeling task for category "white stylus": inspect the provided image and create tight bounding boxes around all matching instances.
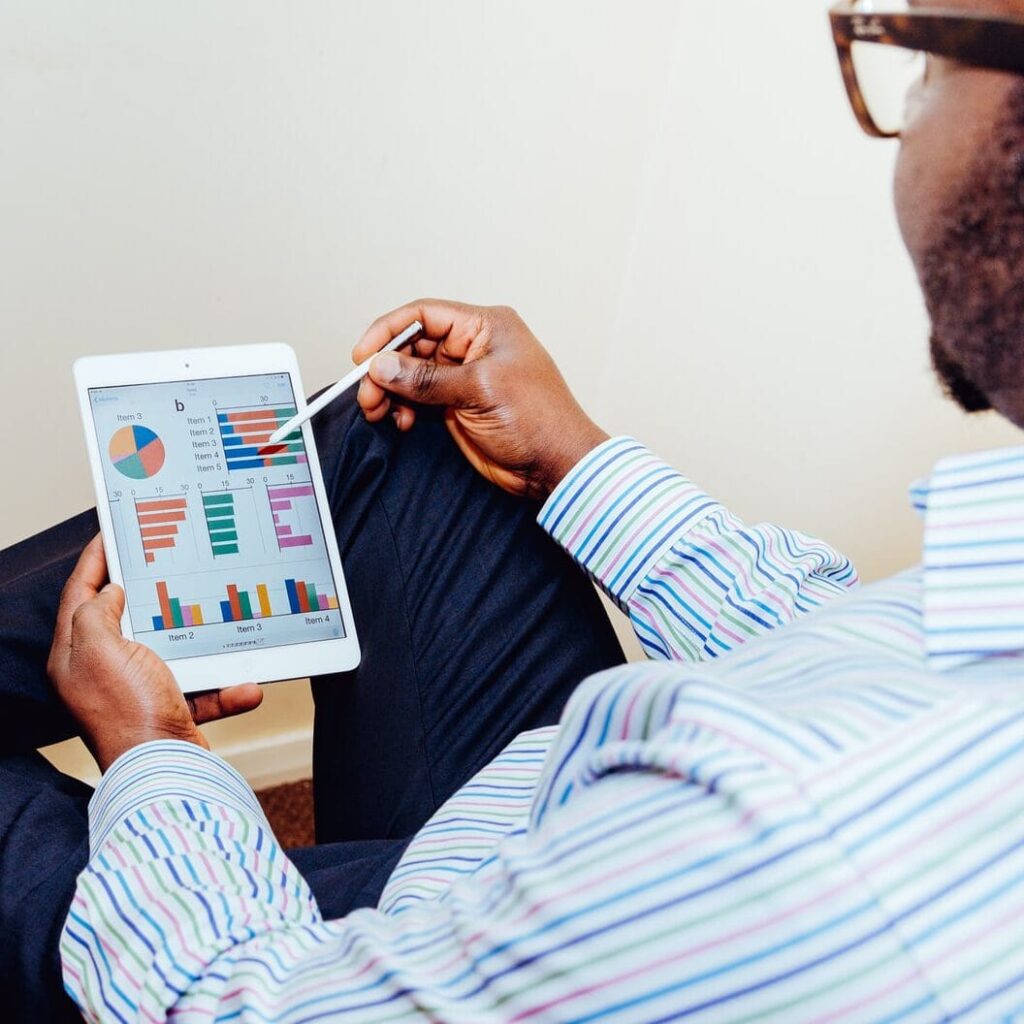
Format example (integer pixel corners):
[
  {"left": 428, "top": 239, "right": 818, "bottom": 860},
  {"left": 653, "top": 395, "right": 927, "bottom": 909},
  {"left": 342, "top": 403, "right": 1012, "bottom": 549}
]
[{"left": 267, "top": 321, "right": 423, "bottom": 445}]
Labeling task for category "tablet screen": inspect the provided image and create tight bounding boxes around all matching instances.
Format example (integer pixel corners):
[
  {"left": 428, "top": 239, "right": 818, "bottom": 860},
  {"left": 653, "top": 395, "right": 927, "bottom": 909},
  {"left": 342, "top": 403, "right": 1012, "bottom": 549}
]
[{"left": 87, "top": 373, "right": 346, "bottom": 661}]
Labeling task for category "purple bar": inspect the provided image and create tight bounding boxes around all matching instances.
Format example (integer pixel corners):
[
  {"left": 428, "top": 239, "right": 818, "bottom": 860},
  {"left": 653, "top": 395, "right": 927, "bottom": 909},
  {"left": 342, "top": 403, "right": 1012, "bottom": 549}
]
[
  {"left": 317, "top": 594, "right": 329, "bottom": 610},
  {"left": 277, "top": 525, "right": 293, "bottom": 536},
  {"left": 273, "top": 514, "right": 281, "bottom": 523},
  {"left": 269, "top": 485, "right": 314, "bottom": 500},
  {"left": 269, "top": 500, "right": 292, "bottom": 511},
  {"left": 182, "top": 605, "right": 194, "bottom": 627},
  {"left": 279, "top": 534, "right": 314, "bottom": 548},
  {"left": 297, "top": 455, "right": 308, "bottom": 464}
]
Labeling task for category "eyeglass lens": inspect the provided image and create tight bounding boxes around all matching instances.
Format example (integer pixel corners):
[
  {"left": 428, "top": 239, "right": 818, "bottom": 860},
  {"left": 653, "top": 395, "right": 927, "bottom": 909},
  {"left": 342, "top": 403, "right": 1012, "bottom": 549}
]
[{"left": 849, "top": 0, "right": 927, "bottom": 135}]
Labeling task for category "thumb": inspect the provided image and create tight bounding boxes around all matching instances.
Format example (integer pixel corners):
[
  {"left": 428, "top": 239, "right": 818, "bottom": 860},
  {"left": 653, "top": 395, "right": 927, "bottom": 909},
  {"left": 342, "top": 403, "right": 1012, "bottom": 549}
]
[
  {"left": 92, "top": 582, "right": 127, "bottom": 626},
  {"left": 369, "top": 352, "right": 477, "bottom": 408}
]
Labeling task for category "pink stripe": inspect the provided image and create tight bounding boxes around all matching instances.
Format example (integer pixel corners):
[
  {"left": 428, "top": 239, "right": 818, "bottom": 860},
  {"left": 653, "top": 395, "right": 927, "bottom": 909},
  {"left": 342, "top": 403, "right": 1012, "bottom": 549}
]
[
  {"left": 599, "top": 489, "right": 697, "bottom": 582},
  {"left": 563, "top": 461, "right": 660, "bottom": 551}
]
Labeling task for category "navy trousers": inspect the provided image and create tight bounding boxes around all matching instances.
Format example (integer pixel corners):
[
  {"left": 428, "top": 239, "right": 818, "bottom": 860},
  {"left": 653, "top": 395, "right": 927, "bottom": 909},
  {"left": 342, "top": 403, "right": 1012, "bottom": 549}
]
[{"left": 0, "top": 394, "right": 624, "bottom": 1022}]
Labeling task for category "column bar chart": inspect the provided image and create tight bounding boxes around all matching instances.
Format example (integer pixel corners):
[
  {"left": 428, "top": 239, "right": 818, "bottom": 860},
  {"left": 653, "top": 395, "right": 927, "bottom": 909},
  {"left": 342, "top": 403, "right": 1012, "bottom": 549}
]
[{"left": 135, "top": 496, "right": 188, "bottom": 564}]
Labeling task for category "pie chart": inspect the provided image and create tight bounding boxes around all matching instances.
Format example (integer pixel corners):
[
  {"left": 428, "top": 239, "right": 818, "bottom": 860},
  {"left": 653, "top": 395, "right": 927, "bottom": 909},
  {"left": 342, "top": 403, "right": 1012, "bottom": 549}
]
[{"left": 109, "top": 425, "right": 166, "bottom": 480}]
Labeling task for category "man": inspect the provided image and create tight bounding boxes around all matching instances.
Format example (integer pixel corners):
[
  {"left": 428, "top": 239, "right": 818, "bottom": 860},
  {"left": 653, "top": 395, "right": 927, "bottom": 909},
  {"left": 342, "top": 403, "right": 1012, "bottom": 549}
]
[{"left": 4, "top": 0, "right": 1024, "bottom": 1018}]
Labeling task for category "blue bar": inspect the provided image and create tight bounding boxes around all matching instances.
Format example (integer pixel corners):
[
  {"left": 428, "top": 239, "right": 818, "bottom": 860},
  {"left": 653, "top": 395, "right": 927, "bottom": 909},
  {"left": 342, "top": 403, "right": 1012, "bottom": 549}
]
[
  {"left": 224, "top": 458, "right": 265, "bottom": 469},
  {"left": 152, "top": 615, "right": 164, "bottom": 630},
  {"left": 217, "top": 413, "right": 229, "bottom": 422},
  {"left": 224, "top": 445, "right": 263, "bottom": 458},
  {"left": 220, "top": 600, "right": 234, "bottom": 623},
  {"left": 285, "top": 578, "right": 300, "bottom": 614}
]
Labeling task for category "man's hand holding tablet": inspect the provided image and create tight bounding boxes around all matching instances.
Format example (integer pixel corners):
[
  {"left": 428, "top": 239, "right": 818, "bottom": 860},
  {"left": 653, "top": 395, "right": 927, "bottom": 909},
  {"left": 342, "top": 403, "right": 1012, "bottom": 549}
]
[{"left": 48, "top": 535, "right": 262, "bottom": 771}]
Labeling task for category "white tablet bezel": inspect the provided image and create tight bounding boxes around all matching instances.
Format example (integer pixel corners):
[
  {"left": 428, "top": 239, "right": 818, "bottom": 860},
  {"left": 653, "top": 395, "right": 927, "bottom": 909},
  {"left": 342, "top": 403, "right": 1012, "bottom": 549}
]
[{"left": 74, "top": 343, "right": 360, "bottom": 693}]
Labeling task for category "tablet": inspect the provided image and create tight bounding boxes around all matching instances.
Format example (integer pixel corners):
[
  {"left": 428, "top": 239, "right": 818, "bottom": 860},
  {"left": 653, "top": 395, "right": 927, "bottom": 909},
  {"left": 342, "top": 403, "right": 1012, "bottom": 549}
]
[{"left": 74, "top": 344, "right": 360, "bottom": 693}]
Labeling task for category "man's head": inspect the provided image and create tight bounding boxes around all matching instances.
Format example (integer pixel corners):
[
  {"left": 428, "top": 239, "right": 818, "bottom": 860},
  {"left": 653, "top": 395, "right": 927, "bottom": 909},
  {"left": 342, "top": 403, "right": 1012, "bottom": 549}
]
[{"left": 892, "top": 0, "right": 1024, "bottom": 423}]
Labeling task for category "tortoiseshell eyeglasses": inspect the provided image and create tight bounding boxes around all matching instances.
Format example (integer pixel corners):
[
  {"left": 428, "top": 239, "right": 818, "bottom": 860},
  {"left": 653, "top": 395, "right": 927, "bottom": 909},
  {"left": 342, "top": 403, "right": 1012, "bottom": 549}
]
[{"left": 830, "top": 0, "right": 1024, "bottom": 138}]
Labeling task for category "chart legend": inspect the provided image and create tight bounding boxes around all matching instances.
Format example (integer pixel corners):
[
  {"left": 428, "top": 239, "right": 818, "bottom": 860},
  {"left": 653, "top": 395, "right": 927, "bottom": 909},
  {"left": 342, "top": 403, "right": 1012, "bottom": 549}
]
[
  {"left": 135, "top": 496, "right": 188, "bottom": 564},
  {"left": 216, "top": 406, "right": 307, "bottom": 471}
]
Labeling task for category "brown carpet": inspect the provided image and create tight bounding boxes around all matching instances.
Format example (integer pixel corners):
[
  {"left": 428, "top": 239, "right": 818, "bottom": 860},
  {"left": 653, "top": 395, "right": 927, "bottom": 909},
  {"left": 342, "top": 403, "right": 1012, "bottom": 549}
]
[{"left": 255, "top": 778, "right": 315, "bottom": 849}]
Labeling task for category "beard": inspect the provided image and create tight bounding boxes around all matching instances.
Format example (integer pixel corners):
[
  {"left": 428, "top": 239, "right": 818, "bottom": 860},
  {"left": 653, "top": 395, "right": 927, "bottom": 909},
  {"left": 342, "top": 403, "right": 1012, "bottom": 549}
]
[{"left": 921, "top": 81, "right": 1024, "bottom": 416}]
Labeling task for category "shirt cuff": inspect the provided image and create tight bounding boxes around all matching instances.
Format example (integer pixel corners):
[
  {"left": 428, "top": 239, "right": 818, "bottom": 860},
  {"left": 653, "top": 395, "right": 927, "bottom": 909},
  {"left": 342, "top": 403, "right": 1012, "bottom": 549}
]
[
  {"left": 88, "top": 739, "right": 269, "bottom": 854},
  {"left": 538, "top": 437, "right": 723, "bottom": 605}
]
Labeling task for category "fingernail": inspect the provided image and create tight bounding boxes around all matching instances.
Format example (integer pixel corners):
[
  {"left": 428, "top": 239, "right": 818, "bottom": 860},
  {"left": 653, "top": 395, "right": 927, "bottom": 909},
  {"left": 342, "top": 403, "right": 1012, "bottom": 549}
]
[{"left": 373, "top": 352, "right": 401, "bottom": 383}]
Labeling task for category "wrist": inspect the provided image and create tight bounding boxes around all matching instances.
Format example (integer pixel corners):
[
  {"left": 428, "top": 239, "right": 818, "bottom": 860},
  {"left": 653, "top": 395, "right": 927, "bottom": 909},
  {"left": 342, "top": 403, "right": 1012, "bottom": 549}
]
[
  {"left": 537, "top": 417, "right": 610, "bottom": 498},
  {"left": 94, "top": 725, "right": 206, "bottom": 774}
]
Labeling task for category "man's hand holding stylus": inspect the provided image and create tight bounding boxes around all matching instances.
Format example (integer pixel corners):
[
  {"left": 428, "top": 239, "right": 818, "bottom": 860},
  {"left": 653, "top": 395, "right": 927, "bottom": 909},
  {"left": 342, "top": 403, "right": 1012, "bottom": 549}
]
[{"left": 356, "top": 300, "right": 609, "bottom": 500}]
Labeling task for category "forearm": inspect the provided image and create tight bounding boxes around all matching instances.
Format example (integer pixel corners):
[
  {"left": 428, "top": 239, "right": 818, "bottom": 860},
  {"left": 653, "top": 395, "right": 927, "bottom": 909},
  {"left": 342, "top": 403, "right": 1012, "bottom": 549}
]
[{"left": 539, "top": 437, "right": 858, "bottom": 660}]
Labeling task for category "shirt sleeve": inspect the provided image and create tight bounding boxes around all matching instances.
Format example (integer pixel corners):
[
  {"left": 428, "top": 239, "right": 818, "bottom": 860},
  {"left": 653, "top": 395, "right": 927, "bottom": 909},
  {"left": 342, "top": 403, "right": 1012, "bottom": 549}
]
[
  {"left": 538, "top": 437, "right": 858, "bottom": 660},
  {"left": 60, "top": 676, "right": 934, "bottom": 1023}
]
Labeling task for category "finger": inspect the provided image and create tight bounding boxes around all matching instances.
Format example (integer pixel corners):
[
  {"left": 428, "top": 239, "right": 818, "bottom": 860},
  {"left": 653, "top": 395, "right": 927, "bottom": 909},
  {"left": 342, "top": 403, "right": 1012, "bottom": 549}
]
[
  {"left": 54, "top": 536, "right": 110, "bottom": 651},
  {"left": 188, "top": 683, "right": 264, "bottom": 725},
  {"left": 69, "top": 584, "right": 127, "bottom": 649},
  {"left": 368, "top": 351, "right": 479, "bottom": 408},
  {"left": 353, "top": 299, "right": 483, "bottom": 363},
  {"left": 357, "top": 376, "right": 388, "bottom": 412},
  {"left": 393, "top": 405, "right": 416, "bottom": 431}
]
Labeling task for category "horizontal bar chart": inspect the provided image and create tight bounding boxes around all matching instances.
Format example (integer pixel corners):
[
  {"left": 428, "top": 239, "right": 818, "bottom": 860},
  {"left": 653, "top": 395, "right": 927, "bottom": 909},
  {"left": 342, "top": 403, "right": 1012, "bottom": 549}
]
[
  {"left": 202, "top": 491, "right": 240, "bottom": 556},
  {"left": 135, "top": 496, "right": 188, "bottom": 564},
  {"left": 216, "top": 406, "right": 307, "bottom": 471},
  {"left": 267, "top": 483, "right": 315, "bottom": 549}
]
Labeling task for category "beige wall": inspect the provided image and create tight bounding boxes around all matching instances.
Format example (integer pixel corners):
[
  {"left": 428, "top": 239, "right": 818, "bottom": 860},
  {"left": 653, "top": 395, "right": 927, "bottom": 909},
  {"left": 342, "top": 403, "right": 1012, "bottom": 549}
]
[{"left": 3, "top": 1, "right": 1019, "bottom": 783}]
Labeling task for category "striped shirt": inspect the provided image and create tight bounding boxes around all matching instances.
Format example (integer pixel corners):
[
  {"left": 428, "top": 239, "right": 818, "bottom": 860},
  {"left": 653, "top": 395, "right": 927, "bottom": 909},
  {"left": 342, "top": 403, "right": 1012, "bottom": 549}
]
[{"left": 61, "top": 438, "right": 1024, "bottom": 1022}]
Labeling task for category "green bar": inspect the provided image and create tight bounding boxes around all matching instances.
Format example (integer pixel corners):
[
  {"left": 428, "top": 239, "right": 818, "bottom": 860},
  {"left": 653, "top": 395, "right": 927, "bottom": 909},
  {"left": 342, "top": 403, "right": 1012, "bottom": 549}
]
[
  {"left": 209, "top": 529, "right": 238, "bottom": 542},
  {"left": 305, "top": 582, "right": 319, "bottom": 611},
  {"left": 204, "top": 507, "right": 235, "bottom": 519},
  {"left": 270, "top": 455, "right": 299, "bottom": 466},
  {"left": 238, "top": 591, "right": 253, "bottom": 620},
  {"left": 202, "top": 493, "right": 234, "bottom": 506},
  {"left": 273, "top": 407, "right": 298, "bottom": 418},
  {"left": 212, "top": 543, "right": 239, "bottom": 555},
  {"left": 169, "top": 598, "right": 184, "bottom": 629}
]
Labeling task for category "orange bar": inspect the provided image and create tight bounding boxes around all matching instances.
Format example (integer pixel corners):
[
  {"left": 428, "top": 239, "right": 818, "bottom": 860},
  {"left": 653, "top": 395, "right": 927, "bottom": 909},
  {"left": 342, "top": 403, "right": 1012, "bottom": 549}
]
[
  {"left": 224, "top": 409, "right": 278, "bottom": 423},
  {"left": 145, "top": 552, "right": 154, "bottom": 564},
  {"left": 191, "top": 604, "right": 204, "bottom": 626},
  {"left": 327, "top": 596, "right": 338, "bottom": 609},
  {"left": 140, "top": 525, "right": 178, "bottom": 539},
  {"left": 136, "top": 498, "right": 187, "bottom": 513},
  {"left": 137, "top": 511, "right": 186, "bottom": 525},
  {"left": 143, "top": 537, "right": 176, "bottom": 550},
  {"left": 227, "top": 584, "right": 243, "bottom": 621},
  {"left": 256, "top": 583, "right": 272, "bottom": 618},
  {"left": 156, "top": 581, "right": 173, "bottom": 627}
]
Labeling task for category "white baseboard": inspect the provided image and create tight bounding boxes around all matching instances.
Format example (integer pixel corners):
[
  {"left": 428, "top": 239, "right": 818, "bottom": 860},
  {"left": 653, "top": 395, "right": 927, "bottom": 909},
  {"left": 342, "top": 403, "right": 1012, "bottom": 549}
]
[{"left": 216, "top": 728, "right": 313, "bottom": 791}]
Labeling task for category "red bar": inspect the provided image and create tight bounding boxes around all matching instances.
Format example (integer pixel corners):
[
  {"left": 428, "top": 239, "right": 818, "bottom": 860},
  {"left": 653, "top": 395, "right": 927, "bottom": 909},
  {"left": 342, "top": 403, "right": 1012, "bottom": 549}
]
[
  {"left": 224, "top": 409, "right": 278, "bottom": 423},
  {"left": 136, "top": 498, "right": 187, "bottom": 513},
  {"left": 143, "top": 538, "right": 176, "bottom": 550},
  {"left": 137, "top": 511, "right": 186, "bottom": 525},
  {"left": 140, "top": 525, "right": 178, "bottom": 538},
  {"left": 227, "top": 584, "right": 243, "bottom": 621},
  {"left": 156, "top": 581, "right": 173, "bottom": 627},
  {"left": 295, "top": 580, "right": 311, "bottom": 613}
]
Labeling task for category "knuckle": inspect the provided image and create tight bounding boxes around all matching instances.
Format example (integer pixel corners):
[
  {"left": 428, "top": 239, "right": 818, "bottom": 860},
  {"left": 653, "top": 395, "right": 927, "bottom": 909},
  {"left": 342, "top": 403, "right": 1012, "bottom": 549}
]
[{"left": 411, "top": 359, "right": 441, "bottom": 399}]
